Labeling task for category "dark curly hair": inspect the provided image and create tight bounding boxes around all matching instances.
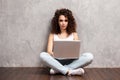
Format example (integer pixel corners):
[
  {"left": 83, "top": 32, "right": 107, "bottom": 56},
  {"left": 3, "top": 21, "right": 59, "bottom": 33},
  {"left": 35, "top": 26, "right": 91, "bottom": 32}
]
[{"left": 51, "top": 8, "right": 77, "bottom": 35}]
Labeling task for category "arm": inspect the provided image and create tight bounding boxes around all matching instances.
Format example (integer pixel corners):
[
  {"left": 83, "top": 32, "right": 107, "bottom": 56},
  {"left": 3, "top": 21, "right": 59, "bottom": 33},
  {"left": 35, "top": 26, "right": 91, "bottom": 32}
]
[
  {"left": 73, "top": 32, "right": 79, "bottom": 40},
  {"left": 47, "top": 33, "right": 54, "bottom": 56}
]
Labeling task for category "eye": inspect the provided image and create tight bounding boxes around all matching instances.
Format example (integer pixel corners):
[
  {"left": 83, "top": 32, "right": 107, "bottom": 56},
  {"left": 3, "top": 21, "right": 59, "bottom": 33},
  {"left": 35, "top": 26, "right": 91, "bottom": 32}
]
[
  {"left": 59, "top": 20, "right": 63, "bottom": 22},
  {"left": 65, "top": 20, "right": 68, "bottom": 22}
]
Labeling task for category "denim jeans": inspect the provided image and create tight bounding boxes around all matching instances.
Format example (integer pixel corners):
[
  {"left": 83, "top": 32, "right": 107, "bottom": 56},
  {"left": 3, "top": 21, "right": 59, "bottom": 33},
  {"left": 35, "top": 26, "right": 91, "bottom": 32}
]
[{"left": 40, "top": 52, "right": 94, "bottom": 75}]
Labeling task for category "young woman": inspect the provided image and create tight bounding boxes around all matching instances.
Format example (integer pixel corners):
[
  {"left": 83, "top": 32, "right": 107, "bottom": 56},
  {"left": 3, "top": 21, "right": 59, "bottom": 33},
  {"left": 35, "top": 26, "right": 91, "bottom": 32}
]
[{"left": 40, "top": 8, "right": 94, "bottom": 76}]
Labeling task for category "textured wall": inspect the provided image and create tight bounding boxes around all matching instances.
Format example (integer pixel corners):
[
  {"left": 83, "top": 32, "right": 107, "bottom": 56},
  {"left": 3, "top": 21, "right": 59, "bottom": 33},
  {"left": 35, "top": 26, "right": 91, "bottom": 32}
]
[{"left": 0, "top": 0, "right": 120, "bottom": 67}]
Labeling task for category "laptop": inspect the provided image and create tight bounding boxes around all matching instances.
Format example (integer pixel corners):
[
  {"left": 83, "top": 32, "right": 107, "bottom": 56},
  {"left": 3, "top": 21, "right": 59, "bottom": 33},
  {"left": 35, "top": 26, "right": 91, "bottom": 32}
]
[{"left": 53, "top": 40, "right": 80, "bottom": 59}]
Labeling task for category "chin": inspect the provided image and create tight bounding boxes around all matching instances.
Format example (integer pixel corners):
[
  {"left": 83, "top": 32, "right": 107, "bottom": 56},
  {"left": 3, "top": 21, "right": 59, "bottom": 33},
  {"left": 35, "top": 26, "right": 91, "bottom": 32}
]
[
  {"left": 62, "top": 27, "right": 67, "bottom": 29},
  {"left": 61, "top": 28, "right": 67, "bottom": 31}
]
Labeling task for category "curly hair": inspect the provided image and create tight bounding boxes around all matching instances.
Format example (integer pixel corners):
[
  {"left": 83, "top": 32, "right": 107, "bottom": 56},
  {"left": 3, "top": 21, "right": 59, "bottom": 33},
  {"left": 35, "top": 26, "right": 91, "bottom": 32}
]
[{"left": 51, "top": 8, "right": 77, "bottom": 35}]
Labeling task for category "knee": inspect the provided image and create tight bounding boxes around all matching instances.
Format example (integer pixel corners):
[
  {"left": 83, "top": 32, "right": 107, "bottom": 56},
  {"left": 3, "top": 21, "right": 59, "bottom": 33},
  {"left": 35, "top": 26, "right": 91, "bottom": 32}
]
[
  {"left": 82, "top": 52, "right": 94, "bottom": 62},
  {"left": 39, "top": 52, "right": 48, "bottom": 60}
]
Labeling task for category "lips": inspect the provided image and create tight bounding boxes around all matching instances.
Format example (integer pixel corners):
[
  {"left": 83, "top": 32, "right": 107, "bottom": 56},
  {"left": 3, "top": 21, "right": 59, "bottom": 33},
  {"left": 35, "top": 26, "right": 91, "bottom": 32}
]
[
  {"left": 62, "top": 25, "right": 66, "bottom": 27},
  {"left": 61, "top": 26, "right": 66, "bottom": 29}
]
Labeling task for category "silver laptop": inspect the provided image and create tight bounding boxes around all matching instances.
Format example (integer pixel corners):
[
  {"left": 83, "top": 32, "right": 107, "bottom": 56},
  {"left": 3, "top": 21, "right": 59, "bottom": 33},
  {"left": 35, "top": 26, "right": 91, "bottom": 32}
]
[{"left": 53, "top": 40, "right": 80, "bottom": 59}]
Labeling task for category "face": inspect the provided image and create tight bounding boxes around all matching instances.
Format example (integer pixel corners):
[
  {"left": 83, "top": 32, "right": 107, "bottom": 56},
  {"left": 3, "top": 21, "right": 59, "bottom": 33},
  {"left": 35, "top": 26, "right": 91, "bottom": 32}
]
[{"left": 58, "top": 15, "right": 68, "bottom": 31}]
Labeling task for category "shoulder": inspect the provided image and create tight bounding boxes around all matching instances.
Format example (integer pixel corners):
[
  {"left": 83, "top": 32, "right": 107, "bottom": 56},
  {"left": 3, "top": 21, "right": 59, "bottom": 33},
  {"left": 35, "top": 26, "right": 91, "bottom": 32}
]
[
  {"left": 48, "top": 33, "right": 54, "bottom": 40},
  {"left": 73, "top": 32, "right": 78, "bottom": 36},
  {"left": 72, "top": 32, "right": 79, "bottom": 40},
  {"left": 49, "top": 33, "right": 54, "bottom": 36},
  {"left": 73, "top": 32, "right": 78, "bottom": 37}
]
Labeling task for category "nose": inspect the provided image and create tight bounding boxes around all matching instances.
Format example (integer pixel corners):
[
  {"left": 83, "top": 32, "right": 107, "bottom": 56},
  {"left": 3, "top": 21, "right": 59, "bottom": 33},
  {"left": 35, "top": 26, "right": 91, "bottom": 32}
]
[{"left": 62, "top": 21, "right": 66, "bottom": 24}]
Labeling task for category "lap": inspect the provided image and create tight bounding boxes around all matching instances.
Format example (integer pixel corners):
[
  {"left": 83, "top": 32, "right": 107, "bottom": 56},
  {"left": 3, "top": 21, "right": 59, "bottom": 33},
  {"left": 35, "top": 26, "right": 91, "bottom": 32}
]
[{"left": 55, "top": 58, "right": 78, "bottom": 65}]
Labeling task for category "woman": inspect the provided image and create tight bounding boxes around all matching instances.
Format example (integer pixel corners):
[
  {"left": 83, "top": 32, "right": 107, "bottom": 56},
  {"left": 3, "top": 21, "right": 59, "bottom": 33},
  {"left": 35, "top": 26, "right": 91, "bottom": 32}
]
[{"left": 40, "top": 8, "right": 94, "bottom": 76}]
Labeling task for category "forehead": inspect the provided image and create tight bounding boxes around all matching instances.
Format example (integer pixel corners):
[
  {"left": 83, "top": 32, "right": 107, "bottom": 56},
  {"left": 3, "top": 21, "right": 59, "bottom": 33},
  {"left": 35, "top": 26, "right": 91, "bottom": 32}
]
[{"left": 59, "top": 15, "right": 68, "bottom": 19}]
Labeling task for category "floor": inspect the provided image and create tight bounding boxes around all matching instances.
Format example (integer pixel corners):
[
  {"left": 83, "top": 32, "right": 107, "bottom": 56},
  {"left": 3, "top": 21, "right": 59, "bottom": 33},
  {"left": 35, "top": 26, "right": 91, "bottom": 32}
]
[{"left": 0, "top": 67, "right": 120, "bottom": 80}]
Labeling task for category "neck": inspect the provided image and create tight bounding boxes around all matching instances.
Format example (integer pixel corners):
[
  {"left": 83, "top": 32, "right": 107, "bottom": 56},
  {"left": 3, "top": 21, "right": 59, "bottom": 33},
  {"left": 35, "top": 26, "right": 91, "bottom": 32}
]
[
  {"left": 59, "top": 30, "right": 69, "bottom": 38},
  {"left": 61, "top": 29, "right": 67, "bottom": 33}
]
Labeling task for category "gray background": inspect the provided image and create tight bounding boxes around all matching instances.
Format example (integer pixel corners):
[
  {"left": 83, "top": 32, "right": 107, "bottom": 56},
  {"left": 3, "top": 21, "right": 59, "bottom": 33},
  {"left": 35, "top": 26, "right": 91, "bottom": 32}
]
[{"left": 0, "top": 0, "right": 120, "bottom": 67}]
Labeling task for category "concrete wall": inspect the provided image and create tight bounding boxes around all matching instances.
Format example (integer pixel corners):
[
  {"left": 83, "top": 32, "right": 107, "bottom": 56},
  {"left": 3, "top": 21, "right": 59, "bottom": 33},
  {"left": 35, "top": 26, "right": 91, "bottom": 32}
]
[{"left": 0, "top": 0, "right": 120, "bottom": 67}]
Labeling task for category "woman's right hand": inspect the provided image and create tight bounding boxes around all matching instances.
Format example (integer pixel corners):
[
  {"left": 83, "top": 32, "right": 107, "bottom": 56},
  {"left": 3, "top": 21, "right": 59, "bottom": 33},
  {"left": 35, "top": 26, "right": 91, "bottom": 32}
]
[
  {"left": 49, "top": 52, "right": 54, "bottom": 57},
  {"left": 50, "top": 52, "right": 54, "bottom": 57}
]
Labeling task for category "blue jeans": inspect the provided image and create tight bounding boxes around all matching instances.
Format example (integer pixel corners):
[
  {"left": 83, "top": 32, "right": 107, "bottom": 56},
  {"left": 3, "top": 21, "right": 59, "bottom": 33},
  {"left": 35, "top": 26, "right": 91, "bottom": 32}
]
[{"left": 40, "top": 52, "right": 94, "bottom": 75}]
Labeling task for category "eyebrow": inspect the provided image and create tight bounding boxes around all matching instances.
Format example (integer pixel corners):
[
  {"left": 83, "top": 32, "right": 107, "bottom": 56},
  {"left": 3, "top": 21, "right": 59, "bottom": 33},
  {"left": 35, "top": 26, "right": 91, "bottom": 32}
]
[{"left": 59, "top": 19, "right": 68, "bottom": 20}]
